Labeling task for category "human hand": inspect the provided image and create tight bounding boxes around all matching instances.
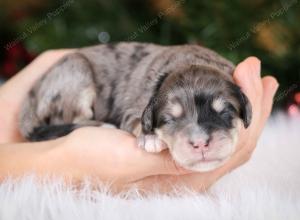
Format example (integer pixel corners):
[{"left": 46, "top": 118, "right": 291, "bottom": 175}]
[
  {"left": 56, "top": 126, "right": 190, "bottom": 190},
  {"left": 214, "top": 57, "right": 278, "bottom": 175}
]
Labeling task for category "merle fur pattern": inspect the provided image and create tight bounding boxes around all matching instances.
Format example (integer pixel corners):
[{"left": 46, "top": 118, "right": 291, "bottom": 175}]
[{"left": 19, "top": 42, "right": 251, "bottom": 142}]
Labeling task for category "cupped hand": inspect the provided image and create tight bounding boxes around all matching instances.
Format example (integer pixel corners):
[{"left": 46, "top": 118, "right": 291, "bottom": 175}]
[
  {"left": 220, "top": 57, "right": 278, "bottom": 170},
  {"left": 59, "top": 127, "right": 189, "bottom": 189}
]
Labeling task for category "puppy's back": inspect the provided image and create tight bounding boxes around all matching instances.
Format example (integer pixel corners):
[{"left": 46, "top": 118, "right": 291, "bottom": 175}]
[{"left": 19, "top": 42, "right": 235, "bottom": 141}]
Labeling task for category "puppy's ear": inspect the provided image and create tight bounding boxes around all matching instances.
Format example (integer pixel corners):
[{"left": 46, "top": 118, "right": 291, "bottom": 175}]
[
  {"left": 142, "top": 72, "right": 169, "bottom": 133},
  {"left": 230, "top": 83, "right": 252, "bottom": 128},
  {"left": 141, "top": 96, "right": 157, "bottom": 134}
]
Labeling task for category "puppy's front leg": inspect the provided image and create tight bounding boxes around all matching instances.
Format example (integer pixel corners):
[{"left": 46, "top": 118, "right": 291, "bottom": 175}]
[
  {"left": 137, "top": 133, "right": 168, "bottom": 153},
  {"left": 131, "top": 122, "right": 167, "bottom": 153}
]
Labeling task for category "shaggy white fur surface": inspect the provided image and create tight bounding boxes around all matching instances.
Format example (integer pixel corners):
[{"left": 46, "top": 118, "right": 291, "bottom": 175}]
[{"left": 0, "top": 114, "right": 299, "bottom": 220}]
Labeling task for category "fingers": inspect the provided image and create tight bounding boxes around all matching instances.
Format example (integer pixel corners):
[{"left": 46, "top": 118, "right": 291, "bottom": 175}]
[
  {"left": 233, "top": 57, "right": 261, "bottom": 85},
  {"left": 132, "top": 172, "right": 211, "bottom": 194},
  {"left": 233, "top": 57, "right": 262, "bottom": 109},
  {"left": 260, "top": 76, "right": 279, "bottom": 127},
  {"left": 191, "top": 58, "right": 279, "bottom": 188}
]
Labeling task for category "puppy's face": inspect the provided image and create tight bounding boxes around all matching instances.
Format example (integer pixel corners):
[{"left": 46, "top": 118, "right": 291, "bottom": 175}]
[{"left": 142, "top": 66, "right": 252, "bottom": 172}]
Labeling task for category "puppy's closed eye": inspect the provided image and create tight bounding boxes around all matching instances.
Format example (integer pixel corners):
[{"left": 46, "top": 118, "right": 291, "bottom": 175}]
[
  {"left": 219, "top": 110, "right": 234, "bottom": 123},
  {"left": 220, "top": 102, "right": 237, "bottom": 114},
  {"left": 158, "top": 114, "right": 176, "bottom": 126}
]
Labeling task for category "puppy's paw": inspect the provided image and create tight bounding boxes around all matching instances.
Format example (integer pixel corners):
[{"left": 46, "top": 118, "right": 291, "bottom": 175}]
[{"left": 137, "top": 134, "right": 167, "bottom": 153}]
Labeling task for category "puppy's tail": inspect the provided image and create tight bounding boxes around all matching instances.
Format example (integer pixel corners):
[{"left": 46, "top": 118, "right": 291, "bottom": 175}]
[{"left": 27, "top": 124, "right": 78, "bottom": 142}]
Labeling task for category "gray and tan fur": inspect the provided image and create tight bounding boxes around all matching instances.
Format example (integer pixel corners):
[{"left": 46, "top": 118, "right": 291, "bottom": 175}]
[{"left": 19, "top": 42, "right": 252, "bottom": 171}]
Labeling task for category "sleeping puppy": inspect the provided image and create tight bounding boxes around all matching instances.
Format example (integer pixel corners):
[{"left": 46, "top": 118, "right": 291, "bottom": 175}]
[{"left": 19, "top": 42, "right": 252, "bottom": 172}]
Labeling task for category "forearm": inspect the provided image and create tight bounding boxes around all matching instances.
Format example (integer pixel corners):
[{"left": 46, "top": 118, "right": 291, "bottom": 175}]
[
  {"left": 0, "top": 138, "right": 72, "bottom": 181},
  {"left": 0, "top": 137, "right": 236, "bottom": 193},
  {"left": 0, "top": 131, "right": 142, "bottom": 187}
]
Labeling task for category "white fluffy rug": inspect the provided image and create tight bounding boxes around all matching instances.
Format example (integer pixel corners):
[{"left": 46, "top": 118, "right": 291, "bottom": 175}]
[{"left": 0, "top": 113, "right": 300, "bottom": 220}]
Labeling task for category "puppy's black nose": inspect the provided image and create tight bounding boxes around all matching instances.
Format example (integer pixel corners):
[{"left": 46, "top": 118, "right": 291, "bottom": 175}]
[{"left": 189, "top": 138, "right": 210, "bottom": 150}]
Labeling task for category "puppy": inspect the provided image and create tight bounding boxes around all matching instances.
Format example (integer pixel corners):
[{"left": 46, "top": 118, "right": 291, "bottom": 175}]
[{"left": 19, "top": 42, "right": 251, "bottom": 172}]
